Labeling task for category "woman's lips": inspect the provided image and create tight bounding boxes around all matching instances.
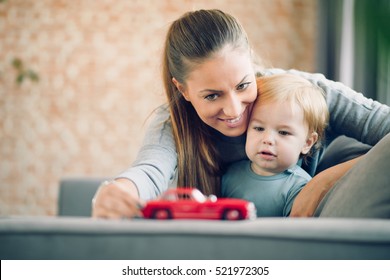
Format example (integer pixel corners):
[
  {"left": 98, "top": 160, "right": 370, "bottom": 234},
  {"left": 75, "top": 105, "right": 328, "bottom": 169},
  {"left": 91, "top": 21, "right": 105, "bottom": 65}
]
[
  {"left": 219, "top": 113, "right": 244, "bottom": 128},
  {"left": 225, "top": 114, "right": 242, "bottom": 123}
]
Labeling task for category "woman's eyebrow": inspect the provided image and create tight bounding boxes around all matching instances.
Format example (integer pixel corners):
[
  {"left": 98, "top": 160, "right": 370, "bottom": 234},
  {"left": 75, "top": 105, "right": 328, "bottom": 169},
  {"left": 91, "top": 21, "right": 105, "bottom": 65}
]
[
  {"left": 199, "top": 74, "right": 251, "bottom": 94},
  {"left": 236, "top": 74, "right": 250, "bottom": 87},
  {"left": 199, "top": 88, "right": 223, "bottom": 94}
]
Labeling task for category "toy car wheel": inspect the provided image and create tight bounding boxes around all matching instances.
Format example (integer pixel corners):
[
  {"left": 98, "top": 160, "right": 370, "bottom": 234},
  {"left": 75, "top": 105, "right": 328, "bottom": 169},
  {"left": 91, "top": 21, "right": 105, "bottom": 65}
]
[
  {"left": 152, "top": 209, "right": 172, "bottom": 219},
  {"left": 222, "top": 209, "right": 243, "bottom": 220}
]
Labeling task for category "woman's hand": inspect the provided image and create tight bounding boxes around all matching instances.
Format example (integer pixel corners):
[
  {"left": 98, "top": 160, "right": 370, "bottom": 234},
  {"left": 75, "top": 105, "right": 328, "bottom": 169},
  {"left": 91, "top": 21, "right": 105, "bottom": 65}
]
[
  {"left": 92, "top": 178, "right": 144, "bottom": 219},
  {"left": 290, "top": 156, "right": 363, "bottom": 217}
]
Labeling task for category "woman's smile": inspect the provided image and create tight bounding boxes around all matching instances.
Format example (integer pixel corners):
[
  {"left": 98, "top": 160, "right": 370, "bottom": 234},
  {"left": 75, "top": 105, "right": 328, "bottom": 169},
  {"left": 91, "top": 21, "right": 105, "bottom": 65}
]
[{"left": 219, "top": 113, "right": 244, "bottom": 127}]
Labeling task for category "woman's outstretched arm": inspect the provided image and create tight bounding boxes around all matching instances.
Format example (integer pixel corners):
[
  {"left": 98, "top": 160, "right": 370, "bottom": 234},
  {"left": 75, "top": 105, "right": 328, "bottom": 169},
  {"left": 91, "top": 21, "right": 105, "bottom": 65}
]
[{"left": 92, "top": 105, "right": 178, "bottom": 218}]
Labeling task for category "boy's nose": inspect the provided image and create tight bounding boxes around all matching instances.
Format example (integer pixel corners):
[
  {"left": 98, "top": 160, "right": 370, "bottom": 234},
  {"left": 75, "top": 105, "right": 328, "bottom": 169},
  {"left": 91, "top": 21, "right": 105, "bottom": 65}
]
[{"left": 262, "top": 131, "right": 275, "bottom": 145}]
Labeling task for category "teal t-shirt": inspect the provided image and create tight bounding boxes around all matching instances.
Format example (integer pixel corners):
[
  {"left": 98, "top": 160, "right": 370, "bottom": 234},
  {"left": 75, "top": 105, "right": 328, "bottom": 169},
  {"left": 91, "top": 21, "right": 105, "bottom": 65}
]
[{"left": 221, "top": 160, "right": 311, "bottom": 217}]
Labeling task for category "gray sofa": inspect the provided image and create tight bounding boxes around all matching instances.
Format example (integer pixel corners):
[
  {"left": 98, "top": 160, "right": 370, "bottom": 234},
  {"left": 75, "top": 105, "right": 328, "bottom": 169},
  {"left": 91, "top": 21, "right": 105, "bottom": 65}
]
[{"left": 1, "top": 177, "right": 390, "bottom": 260}]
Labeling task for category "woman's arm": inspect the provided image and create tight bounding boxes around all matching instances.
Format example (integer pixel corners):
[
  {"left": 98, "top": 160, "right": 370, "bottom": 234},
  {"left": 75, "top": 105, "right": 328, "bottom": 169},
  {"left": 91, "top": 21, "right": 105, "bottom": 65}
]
[
  {"left": 290, "top": 156, "right": 362, "bottom": 217},
  {"left": 261, "top": 68, "right": 390, "bottom": 145},
  {"left": 116, "top": 104, "right": 177, "bottom": 199},
  {"left": 92, "top": 105, "right": 178, "bottom": 218}
]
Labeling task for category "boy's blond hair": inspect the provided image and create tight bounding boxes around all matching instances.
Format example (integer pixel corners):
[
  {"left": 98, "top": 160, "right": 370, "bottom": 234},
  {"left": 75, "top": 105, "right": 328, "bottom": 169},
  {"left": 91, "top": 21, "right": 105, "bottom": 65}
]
[{"left": 255, "top": 73, "right": 329, "bottom": 150}]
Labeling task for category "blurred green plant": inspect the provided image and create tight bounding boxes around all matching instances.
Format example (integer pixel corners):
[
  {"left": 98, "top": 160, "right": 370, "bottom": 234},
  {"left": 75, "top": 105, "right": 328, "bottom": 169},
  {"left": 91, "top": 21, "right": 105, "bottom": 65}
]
[
  {"left": 11, "top": 58, "right": 39, "bottom": 85},
  {"left": 1, "top": 0, "right": 39, "bottom": 85}
]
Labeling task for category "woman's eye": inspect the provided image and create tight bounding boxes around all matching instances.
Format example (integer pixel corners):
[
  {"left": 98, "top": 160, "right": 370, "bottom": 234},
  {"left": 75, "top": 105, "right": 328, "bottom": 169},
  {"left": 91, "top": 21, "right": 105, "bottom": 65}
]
[
  {"left": 237, "top": 82, "right": 251, "bottom": 91},
  {"left": 205, "top": 93, "right": 219, "bottom": 101}
]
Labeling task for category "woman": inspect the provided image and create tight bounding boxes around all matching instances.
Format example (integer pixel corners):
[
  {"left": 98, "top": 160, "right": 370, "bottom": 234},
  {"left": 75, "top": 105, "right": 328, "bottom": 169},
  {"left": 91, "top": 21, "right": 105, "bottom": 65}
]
[{"left": 92, "top": 9, "right": 390, "bottom": 219}]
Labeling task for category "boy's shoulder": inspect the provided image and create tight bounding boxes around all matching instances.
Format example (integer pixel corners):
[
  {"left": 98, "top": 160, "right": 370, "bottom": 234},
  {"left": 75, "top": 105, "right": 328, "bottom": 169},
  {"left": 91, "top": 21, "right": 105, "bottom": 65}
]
[{"left": 286, "top": 165, "right": 312, "bottom": 181}]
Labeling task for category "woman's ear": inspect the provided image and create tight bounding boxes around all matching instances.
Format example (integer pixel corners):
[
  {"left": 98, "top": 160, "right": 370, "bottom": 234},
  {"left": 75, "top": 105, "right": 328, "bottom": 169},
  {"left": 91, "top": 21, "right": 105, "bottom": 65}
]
[
  {"left": 301, "top": 132, "right": 318, "bottom": 155},
  {"left": 172, "top": 78, "right": 190, "bottom": 101}
]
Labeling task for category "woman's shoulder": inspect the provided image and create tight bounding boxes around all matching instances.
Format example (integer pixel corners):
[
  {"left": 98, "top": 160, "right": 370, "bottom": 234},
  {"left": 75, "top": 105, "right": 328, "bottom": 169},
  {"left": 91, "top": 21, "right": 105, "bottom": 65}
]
[{"left": 257, "top": 68, "right": 327, "bottom": 82}]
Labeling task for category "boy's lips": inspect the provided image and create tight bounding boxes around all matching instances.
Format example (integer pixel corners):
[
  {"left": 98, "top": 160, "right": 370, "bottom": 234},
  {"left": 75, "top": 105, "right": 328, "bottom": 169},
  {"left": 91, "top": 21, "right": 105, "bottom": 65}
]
[{"left": 258, "top": 150, "right": 277, "bottom": 159}]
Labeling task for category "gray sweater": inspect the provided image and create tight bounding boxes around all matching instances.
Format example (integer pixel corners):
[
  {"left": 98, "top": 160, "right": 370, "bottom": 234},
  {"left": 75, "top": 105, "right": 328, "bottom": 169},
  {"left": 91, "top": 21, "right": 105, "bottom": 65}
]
[{"left": 117, "top": 68, "right": 390, "bottom": 200}]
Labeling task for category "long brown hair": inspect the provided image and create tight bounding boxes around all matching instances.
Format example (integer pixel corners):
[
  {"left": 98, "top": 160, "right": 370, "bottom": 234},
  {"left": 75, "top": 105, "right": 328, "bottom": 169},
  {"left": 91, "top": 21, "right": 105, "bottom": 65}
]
[{"left": 162, "top": 9, "right": 250, "bottom": 195}]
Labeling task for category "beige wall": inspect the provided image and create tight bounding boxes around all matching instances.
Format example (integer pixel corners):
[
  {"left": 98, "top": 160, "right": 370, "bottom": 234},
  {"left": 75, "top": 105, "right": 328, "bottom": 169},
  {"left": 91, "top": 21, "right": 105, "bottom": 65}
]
[{"left": 0, "top": 0, "right": 318, "bottom": 216}]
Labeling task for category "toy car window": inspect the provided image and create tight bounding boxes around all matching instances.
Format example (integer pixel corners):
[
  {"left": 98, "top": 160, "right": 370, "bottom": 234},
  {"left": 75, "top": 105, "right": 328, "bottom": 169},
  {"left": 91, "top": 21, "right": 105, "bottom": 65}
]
[
  {"left": 178, "top": 193, "right": 192, "bottom": 200},
  {"left": 163, "top": 193, "right": 177, "bottom": 201}
]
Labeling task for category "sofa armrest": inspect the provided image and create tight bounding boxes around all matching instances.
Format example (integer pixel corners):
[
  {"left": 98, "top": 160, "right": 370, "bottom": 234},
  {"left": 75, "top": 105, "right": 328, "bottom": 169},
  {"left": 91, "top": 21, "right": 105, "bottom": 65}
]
[
  {"left": 58, "top": 178, "right": 106, "bottom": 217},
  {"left": 1, "top": 216, "right": 390, "bottom": 260}
]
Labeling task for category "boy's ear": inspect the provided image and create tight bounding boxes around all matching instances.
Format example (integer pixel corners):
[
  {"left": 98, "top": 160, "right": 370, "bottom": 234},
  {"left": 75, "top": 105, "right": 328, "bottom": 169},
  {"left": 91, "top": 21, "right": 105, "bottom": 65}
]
[
  {"left": 172, "top": 78, "right": 190, "bottom": 101},
  {"left": 301, "top": 132, "right": 318, "bottom": 155}
]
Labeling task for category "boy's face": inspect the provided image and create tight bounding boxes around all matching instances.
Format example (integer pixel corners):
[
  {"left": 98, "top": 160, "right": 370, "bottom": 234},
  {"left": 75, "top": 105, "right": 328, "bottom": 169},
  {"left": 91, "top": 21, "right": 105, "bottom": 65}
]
[{"left": 246, "top": 100, "right": 317, "bottom": 176}]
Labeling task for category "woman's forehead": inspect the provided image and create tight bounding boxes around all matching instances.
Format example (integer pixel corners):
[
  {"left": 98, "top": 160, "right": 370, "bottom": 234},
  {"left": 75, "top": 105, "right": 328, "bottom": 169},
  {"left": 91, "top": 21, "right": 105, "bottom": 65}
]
[{"left": 185, "top": 48, "right": 254, "bottom": 88}]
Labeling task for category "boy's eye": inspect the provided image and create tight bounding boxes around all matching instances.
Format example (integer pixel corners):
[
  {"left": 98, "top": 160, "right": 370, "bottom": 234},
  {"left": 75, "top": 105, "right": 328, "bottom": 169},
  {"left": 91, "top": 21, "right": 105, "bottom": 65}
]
[
  {"left": 236, "top": 82, "right": 251, "bottom": 91},
  {"left": 279, "top": 131, "right": 291, "bottom": 136},
  {"left": 254, "top": 126, "right": 264, "bottom": 132}
]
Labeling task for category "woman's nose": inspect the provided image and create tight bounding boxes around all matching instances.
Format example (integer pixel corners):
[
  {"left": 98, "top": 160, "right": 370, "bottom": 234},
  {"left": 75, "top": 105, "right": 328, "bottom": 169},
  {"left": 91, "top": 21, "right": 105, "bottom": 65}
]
[{"left": 223, "top": 94, "right": 242, "bottom": 117}]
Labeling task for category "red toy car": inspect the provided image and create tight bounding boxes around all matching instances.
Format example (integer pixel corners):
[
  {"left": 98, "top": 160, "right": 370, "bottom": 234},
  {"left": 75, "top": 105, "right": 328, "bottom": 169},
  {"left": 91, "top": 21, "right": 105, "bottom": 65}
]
[{"left": 141, "top": 188, "right": 256, "bottom": 220}]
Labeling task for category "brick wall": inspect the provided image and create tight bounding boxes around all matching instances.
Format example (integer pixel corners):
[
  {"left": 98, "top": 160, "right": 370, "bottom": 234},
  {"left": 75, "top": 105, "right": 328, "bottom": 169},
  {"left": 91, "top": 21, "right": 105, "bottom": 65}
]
[{"left": 0, "top": 0, "right": 317, "bottom": 215}]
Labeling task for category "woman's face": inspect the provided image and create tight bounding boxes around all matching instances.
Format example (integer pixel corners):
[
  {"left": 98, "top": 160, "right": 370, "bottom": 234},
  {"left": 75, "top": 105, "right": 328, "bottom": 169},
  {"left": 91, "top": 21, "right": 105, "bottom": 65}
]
[{"left": 174, "top": 46, "right": 257, "bottom": 137}]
